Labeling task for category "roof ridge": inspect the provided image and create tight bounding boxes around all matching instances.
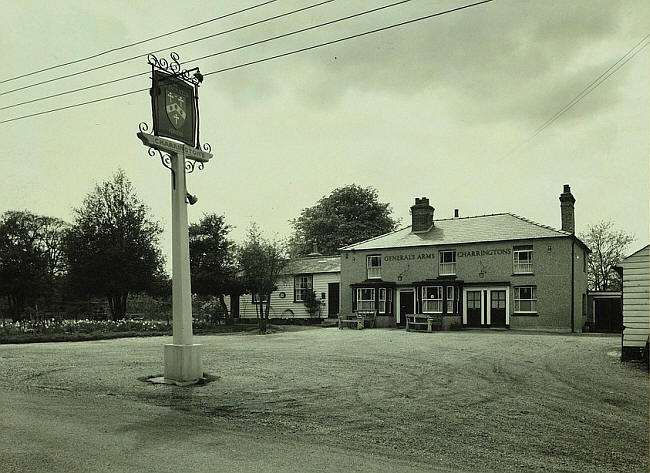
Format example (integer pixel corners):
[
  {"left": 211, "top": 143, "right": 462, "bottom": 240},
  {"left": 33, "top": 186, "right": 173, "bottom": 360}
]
[
  {"left": 433, "top": 212, "right": 509, "bottom": 222},
  {"left": 507, "top": 212, "right": 569, "bottom": 235},
  {"left": 339, "top": 224, "right": 412, "bottom": 250}
]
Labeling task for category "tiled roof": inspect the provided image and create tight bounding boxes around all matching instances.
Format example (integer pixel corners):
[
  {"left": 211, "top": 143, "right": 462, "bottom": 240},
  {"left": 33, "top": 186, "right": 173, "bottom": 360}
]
[
  {"left": 340, "top": 213, "right": 576, "bottom": 251},
  {"left": 281, "top": 255, "right": 340, "bottom": 275}
]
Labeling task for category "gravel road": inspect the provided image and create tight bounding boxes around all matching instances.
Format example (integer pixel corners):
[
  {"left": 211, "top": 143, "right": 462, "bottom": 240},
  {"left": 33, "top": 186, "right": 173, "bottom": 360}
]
[{"left": 1, "top": 327, "right": 647, "bottom": 472}]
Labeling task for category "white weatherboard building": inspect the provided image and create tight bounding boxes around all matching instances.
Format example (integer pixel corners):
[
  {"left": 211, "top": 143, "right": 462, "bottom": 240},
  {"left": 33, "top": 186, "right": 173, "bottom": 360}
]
[
  {"left": 621, "top": 244, "right": 649, "bottom": 360},
  {"left": 232, "top": 254, "right": 340, "bottom": 320}
]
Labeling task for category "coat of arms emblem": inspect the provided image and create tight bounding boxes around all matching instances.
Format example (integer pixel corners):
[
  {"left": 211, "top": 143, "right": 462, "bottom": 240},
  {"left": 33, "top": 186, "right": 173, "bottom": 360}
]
[{"left": 165, "top": 89, "right": 188, "bottom": 129}]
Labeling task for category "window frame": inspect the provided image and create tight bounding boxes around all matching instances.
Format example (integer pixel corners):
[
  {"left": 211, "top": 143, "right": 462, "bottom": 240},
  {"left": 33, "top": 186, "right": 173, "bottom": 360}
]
[
  {"left": 513, "top": 247, "right": 533, "bottom": 274},
  {"left": 514, "top": 286, "right": 537, "bottom": 313},
  {"left": 252, "top": 293, "right": 269, "bottom": 304},
  {"left": 439, "top": 250, "right": 457, "bottom": 276},
  {"left": 293, "top": 274, "right": 314, "bottom": 302},
  {"left": 422, "top": 285, "right": 443, "bottom": 314},
  {"left": 356, "top": 287, "right": 376, "bottom": 312},
  {"left": 446, "top": 286, "right": 455, "bottom": 314},
  {"left": 366, "top": 255, "right": 382, "bottom": 279}
]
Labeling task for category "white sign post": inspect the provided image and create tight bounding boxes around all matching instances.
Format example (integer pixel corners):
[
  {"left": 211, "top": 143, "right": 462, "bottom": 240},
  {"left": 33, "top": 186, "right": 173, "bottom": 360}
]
[{"left": 138, "top": 131, "right": 212, "bottom": 385}]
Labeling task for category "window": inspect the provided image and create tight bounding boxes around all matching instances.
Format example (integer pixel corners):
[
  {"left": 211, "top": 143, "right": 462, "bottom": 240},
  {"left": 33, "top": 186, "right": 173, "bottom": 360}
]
[
  {"left": 294, "top": 275, "right": 313, "bottom": 302},
  {"left": 514, "top": 286, "right": 537, "bottom": 312},
  {"left": 422, "top": 286, "right": 443, "bottom": 313},
  {"left": 367, "top": 255, "right": 381, "bottom": 279},
  {"left": 252, "top": 293, "right": 269, "bottom": 304},
  {"left": 446, "top": 286, "right": 455, "bottom": 313},
  {"left": 439, "top": 250, "right": 457, "bottom": 275},
  {"left": 379, "top": 288, "right": 386, "bottom": 314},
  {"left": 491, "top": 291, "right": 506, "bottom": 309},
  {"left": 513, "top": 247, "right": 533, "bottom": 273},
  {"left": 356, "top": 288, "right": 375, "bottom": 312}
]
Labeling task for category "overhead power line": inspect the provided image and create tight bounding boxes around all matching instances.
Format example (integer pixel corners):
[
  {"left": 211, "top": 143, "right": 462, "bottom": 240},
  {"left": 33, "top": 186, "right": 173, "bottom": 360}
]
[
  {"left": 506, "top": 35, "right": 649, "bottom": 157},
  {"left": 0, "top": 0, "right": 494, "bottom": 125},
  {"left": 0, "top": 0, "right": 334, "bottom": 99},
  {"left": 1, "top": 0, "right": 414, "bottom": 112},
  {"left": 0, "top": 0, "right": 278, "bottom": 85}
]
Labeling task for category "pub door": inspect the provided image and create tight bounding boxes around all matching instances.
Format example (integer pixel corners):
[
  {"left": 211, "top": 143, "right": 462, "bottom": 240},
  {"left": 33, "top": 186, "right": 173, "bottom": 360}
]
[
  {"left": 398, "top": 290, "right": 415, "bottom": 327},
  {"left": 466, "top": 290, "right": 482, "bottom": 327},
  {"left": 490, "top": 290, "right": 506, "bottom": 327}
]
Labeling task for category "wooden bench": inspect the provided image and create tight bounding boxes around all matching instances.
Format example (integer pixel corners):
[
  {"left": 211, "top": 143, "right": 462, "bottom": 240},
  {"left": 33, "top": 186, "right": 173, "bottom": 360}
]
[
  {"left": 338, "top": 311, "right": 377, "bottom": 330},
  {"left": 406, "top": 314, "right": 443, "bottom": 332}
]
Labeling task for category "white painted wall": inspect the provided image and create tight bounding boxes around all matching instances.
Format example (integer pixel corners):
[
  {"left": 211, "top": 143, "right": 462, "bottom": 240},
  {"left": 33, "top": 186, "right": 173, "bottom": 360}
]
[
  {"left": 622, "top": 246, "right": 650, "bottom": 348},
  {"left": 226, "top": 272, "right": 340, "bottom": 319}
]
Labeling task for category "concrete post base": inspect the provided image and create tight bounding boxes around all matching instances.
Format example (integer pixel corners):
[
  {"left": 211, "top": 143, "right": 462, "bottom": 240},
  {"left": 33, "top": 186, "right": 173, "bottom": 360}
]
[{"left": 164, "top": 344, "right": 203, "bottom": 385}]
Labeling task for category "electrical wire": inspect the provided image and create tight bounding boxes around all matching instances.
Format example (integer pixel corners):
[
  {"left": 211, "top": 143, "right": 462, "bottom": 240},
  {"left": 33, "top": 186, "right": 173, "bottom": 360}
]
[
  {"left": 0, "top": 0, "right": 494, "bottom": 125},
  {"left": 0, "top": 0, "right": 334, "bottom": 98},
  {"left": 0, "top": 0, "right": 278, "bottom": 85},
  {"left": 1, "top": 0, "right": 410, "bottom": 111},
  {"left": 505, "top": 35, "right": 649, "bottom": 158}
]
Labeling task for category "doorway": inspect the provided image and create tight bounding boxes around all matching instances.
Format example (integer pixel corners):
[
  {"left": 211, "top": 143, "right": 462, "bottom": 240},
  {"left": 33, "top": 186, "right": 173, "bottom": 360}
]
[
  {"left": 398, "top": 289, "right": 414, "bottom": 327},
  {"left": 328, "top": 283, "right": 340, "bottom": 317},
  {"left": 467, "top": 290, "right": 482, "bottom": 327},
  {"left": 490, "top": 290, "right": 507, "bottom": 327}
]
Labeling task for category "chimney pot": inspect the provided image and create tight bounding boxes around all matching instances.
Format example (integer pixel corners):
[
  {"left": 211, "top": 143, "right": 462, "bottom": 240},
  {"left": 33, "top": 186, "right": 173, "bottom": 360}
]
[
  {"left": 559, "top": 184, "right": 576, "bottom": 234},
  {"left": 454, "top": 209, "right": 459, "bottom": 218},
  {"left": 411, "top": 196, "right": 434, "bottom": 232}
]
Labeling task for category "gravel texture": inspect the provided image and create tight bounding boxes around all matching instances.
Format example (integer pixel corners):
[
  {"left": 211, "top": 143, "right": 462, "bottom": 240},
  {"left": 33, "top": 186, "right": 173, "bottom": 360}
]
[{"left": 0, "top": 327, "right": 647, "bottom": 472}]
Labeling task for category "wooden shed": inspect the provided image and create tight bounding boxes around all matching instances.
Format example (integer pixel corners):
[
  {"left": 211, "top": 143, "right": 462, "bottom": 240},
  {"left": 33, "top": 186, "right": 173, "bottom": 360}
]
[{"left": 621, "top": 244, "right": 649, "bottom": 360}]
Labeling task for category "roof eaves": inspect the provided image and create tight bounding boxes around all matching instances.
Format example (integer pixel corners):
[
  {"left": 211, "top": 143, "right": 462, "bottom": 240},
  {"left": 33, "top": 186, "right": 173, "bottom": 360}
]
[{"left": 339, "top": 225, "right": 412, "bottom": 251}]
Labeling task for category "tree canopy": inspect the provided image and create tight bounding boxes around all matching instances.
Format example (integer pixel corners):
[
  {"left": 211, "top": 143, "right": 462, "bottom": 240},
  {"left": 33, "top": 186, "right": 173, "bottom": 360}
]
[
  {"left": 579, "top": 220, "right": 635, "bottom": 291},
  {"left": 0, "top": 210, "right": 66, "bottom": 318},
  {"left": 189, "top": 213, "right": 241, "bottom": 324},
  {"left": 237, "top": 225, "right": 287, "bottom": 333},
  {"left": 290, "top": 184, "right": 399, "bottom": 256},
  {"left": 64, "top": 169, "right": 165, "bottom": 320}
]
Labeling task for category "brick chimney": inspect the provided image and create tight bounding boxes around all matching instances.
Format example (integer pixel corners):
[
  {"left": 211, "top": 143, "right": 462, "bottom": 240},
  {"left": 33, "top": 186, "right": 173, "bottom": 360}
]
[
  {"left": 559, "top": 184, "right": 575, "bottom": 234},
  {"left": 411, "top": 197, "right": 434, "bottom": 232}
]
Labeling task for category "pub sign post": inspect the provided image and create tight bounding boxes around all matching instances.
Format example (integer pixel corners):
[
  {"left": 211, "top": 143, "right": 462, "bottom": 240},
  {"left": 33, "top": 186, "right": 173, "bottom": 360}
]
[{"left": 137, "top": 52, "right": 212, "bottom": 386}]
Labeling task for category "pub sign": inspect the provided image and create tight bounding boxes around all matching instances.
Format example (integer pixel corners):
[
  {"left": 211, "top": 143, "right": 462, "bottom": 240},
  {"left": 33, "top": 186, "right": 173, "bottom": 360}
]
[{"left": 151, "top": 70, "right": 197, "bottom": 147}]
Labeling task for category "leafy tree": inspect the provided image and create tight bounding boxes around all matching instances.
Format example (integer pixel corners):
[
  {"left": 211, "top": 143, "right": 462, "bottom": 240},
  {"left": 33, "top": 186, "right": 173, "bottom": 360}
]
[
  {"left": 64, "top": 170, "right": 165, "bottom": 320},
  {"left": 579, "top": 220, "right": 635, "bottom": 291},
  {"left": 0, "top": 210, "right": 66, "bottom": 319},
  {"left": 290, "top": 185, "right": 399, "bottom": 256},
  {"left": 303, "top": 290, "right": 321, "bottom": 318},
  {"left": 189, "top": 213, "right": 241, "bottom": 325},
  {"left": 238, "top": 225, "right": 287, "bottom": 333}
]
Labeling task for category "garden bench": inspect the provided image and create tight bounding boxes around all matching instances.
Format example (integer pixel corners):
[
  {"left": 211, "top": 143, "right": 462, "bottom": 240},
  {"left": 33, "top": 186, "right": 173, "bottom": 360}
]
[
  {"left": 338, "top": 311, "right": 377, "bottom": 330},
  {"left": 406, "top": 314, "right": 443, "bottom": 332}
]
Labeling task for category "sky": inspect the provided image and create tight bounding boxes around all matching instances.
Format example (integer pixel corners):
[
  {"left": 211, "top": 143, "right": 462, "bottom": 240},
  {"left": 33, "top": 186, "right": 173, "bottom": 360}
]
[{"left": 1, "top": 0, "right": 648, "bottom": 270}]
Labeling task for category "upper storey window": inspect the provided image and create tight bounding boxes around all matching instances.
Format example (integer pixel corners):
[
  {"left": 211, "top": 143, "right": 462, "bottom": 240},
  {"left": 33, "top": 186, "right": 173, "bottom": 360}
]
[
  {"left": 367, "top": 255, "right": 381, "bottom": 279},
  {"left": 513, "top": 246, "right": 533, "bottom": 274}
]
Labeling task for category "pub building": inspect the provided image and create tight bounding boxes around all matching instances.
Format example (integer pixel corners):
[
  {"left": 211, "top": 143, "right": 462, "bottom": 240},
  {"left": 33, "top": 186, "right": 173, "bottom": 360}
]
[{"left": 339, "top": 185, "right": 590, "bottom": 332}]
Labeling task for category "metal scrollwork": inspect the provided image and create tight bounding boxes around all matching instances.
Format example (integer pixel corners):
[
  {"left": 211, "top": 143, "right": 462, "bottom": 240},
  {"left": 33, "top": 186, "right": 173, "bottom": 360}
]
[
  {"left": 201, "top": 142, "right": 212, "bottom": 154},
  {"left": 138, "top": 122, "right": 150, "bottom": 133},
  {"left": 147, "top": 52, "right": 202, "bottom": 86},
  {"left": 184, "top": 160, "right": 205, "bottom": 174}
]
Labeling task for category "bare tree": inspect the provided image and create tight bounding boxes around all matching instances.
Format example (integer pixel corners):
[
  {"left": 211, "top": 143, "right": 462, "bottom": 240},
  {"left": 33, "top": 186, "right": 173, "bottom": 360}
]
[{"left": 579, "top": 220, "right": 635, "bottom": 291}]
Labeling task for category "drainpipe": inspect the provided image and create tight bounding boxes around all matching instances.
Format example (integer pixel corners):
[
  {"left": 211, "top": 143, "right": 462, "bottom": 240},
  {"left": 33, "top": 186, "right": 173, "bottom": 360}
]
[{"left": 571, "top": 238, "right": 575, "bottom": 333}]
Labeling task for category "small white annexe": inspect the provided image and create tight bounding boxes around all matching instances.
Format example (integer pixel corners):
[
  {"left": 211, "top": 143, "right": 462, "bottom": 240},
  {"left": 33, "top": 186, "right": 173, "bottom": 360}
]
[
  {"left": 228, "top": 255, "right": 340, "bottom": 320},
  {"left": 621, "top": 244, "right": 649, "bottom": 360}
]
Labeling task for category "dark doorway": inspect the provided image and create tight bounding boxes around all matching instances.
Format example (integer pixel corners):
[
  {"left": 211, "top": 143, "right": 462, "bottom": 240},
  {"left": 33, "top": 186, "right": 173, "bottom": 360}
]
[
  {"left": 328, "top": 283, "right": 340, "bottom": 317},
  {"left": 490, "top": 290, "right": 506, "bottom": 327},
  {"left": 467, "top": 290, "right": 482, "bottom": 327},
  {"left": 594, "top": 298, "right": 622, "bottom": 333},
  {"left": 398, "top": 290, "right": 415, "bottom": 327},
  {"left": 230, "top": 294, "right": 240, "bottom": 318}
]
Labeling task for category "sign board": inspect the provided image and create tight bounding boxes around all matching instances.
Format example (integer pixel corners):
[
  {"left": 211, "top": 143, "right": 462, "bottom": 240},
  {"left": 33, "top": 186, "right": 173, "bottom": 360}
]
[
  {"left": 151, "top": 70, "right": 197, "bottom": 147},
  {"left": 137, "top": 132, "right": 212, "bottom": 163}
]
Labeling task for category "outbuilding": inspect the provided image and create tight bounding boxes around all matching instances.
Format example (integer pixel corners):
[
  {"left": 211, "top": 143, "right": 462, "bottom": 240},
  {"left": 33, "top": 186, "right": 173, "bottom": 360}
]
[
  {"left": 620, "top": 244, "right": 649, "bottom": 360},
  {"left": 340, "top": 185, "right": 590, "bottom": 332},
  {"left": 231, "top": 253, "right": 340, "bottom": 321},
  {"left": 586, "top": 291, "right": 622, "bottom": 333}
]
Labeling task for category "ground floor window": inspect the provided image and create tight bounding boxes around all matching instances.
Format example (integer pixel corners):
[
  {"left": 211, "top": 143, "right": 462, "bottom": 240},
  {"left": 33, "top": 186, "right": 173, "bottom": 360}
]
[
  {"left": 356, "top": 288, "right": 375, "bottom": 312},
  {"left": 422, "top": 286, "right": 443, "bottom": 313},
  {"left": 446, "top": 286, "right": 455, "bottom": 314},
  {"left": 294, "top": 274, "right": 313, "bottom": 302},
  {"left": 514, "top": 286, "right": 537, "bottom": 312}
]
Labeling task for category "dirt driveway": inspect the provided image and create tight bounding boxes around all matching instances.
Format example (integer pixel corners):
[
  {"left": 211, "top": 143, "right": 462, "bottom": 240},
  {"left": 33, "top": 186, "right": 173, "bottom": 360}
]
[{"left": 1, "top": 328, "right": 647, "bottom": 472}]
